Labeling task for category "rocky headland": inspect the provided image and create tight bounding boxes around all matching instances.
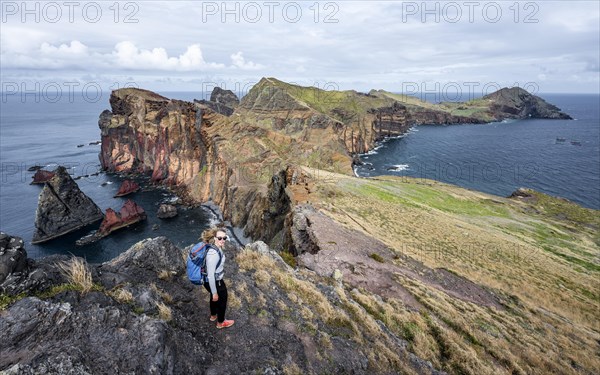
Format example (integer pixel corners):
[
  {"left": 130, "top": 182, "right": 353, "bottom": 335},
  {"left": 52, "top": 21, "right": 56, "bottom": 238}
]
[
  {"left": 97, "top": 78, "right": 574, "bottom": 252},
  {"left": 32, "top": 166, "right": 104, "bottom": 244},
  {"left": 3, "top": 79, "right": 598, "bottom": 374}
]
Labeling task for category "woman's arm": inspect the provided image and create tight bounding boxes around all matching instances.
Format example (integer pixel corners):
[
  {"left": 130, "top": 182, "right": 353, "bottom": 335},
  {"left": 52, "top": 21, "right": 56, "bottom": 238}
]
[{"left": 205, "top": 248, "right": 219, "bottom": 298}]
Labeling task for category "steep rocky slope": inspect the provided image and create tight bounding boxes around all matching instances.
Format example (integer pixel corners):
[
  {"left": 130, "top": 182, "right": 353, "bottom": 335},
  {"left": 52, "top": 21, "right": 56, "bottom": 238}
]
[
  {"left": 1, "top": 236, "right": 444, "bottom": 374},
  {"left": 1, "top": 174, "right": 598, "bottom": 374},
  {"left": 97, "top": 80, "right": 571, "bottom": 251},
  {"left": 76, "top": 80, "right": 600, "bottom": 374}
]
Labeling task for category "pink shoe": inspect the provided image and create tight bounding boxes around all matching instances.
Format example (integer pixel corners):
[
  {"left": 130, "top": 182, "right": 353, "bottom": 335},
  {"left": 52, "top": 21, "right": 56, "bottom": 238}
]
[
  {"left": 216, "top": 319, "right": 235, "bottom": 329},
  {"left": 210, "top": 315, "right": 217, "bottom": 322}
]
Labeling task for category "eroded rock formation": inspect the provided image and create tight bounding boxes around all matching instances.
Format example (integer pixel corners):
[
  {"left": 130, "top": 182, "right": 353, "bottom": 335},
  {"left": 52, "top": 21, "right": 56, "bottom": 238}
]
[
  {"left": 156, "top": 204, "right": 178, "bottom": 219},
  {"left": 194, "top": 87, "right": 240, "bottom": 116},
  {"left": 32, "top": 167, "right": 104, "bottom": 244},
  {"left": 30, "top": 169, "right": 55, "bottom": 184},
  {"left": 114, "top": 179, "right": 140, "bottom": 197},
  {"left": 98, "top": 200, "right": 146, "bottom": 236}
]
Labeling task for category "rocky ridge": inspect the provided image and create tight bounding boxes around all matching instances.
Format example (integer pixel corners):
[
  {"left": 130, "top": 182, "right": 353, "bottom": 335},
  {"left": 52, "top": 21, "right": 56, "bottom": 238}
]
[
  {"left": 97, "top": 79, "right": 572, "bottom": 253},
  {"left": 0, "top": 236, "right": 445, "bottom": 374}
]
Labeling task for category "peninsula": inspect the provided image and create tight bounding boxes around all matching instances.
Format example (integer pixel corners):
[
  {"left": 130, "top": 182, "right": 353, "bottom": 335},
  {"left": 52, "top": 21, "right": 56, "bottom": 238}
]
[{"left": 2, "top": 79, "right": 597, "bottom": 375}]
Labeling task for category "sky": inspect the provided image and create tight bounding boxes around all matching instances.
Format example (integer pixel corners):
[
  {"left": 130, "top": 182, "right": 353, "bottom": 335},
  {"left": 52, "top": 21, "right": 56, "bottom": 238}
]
[{"left": 1, "top": 0, "right": 599, "bottom": 99}]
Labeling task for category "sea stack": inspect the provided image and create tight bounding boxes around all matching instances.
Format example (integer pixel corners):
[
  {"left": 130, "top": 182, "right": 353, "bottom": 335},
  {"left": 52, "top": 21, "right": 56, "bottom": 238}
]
[
  {"left": 98, "top": 200, "right": 147, "bottom": 236},
  {"left": 32, "top": 166, "right": 104, "bottom": 244},
  {"left": 114, "top": 180, "right": 140, "bottom": 197}
]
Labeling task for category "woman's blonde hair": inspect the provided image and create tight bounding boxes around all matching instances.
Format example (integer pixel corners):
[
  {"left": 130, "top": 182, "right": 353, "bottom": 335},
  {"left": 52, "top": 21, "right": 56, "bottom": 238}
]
[{"left": 200, "top": 226, "right": 226, "bottom": 244}]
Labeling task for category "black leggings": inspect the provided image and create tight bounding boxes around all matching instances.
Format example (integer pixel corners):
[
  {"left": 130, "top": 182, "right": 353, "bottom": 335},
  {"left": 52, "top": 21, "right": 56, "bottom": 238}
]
[{"left": 203, "top": 279, "right": 228, "bottom": 323}]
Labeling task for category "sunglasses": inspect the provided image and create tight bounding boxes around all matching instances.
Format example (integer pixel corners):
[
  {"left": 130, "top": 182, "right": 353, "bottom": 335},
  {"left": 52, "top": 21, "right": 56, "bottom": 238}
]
[{"left": 215, "top": 236, "right": 227, "bottom": 241}]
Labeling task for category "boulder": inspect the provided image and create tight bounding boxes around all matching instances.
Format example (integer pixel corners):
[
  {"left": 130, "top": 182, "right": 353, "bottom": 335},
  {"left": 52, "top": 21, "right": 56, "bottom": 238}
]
[
  {"left": 209, "top": 86, "right": 239, "bottom": 108},
  {"left": 156, "top": 204, "right": 178, "bottom": 219},
  {"left": 0, "top": 232, "right": 27, "bottom": 284},
  {"left": 114, "top": 180, "right": 140, "bottom": 197},
  {"left": 32, "top": 167, "right": 104, "bottom": 244}
]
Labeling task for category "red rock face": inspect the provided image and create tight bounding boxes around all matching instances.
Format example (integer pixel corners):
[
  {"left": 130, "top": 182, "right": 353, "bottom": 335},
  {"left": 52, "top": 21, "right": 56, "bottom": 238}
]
[
  {"left": 114, "top": 180, "right": 140, "bottom": 197},
  {"left": 120, "top": 199, "right": 146, "bottom": 222},
  {"left": 31, "top": 170, "right": 55, "bottom": 184},
  {"left": 98, "top": 208, "right": 121, "bottom": 235},
  {"left": 98, "top": 200, "right": 146, "bottom": 236},
  {"left": 99, "top": 90, "right": 205, "bottom": 188}
]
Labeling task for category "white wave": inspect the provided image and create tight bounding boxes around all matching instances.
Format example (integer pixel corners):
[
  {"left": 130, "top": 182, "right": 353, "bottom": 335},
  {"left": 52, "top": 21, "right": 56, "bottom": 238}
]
[{"left": 387, "top": 164, "right": 410, "bottom": 172}]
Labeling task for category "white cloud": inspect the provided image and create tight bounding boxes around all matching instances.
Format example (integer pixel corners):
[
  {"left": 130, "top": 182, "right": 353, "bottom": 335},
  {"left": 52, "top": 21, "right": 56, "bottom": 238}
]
[
  {"left": 230, "top": 52, "right": 264, "bottom": 70},
  {"left": 113, "top": 42, "right": 225, "bottom": 71},
  {"left": 0, "top": 1, "right": 598, "bottom": 93},
  {"left": 40, "top": 40, "right": 88, "bottom": 56}
]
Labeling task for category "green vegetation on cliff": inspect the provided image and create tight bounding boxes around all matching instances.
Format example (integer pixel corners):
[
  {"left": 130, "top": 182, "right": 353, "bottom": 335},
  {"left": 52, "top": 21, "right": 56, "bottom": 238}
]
[{"left": 299, "top": 167, "right": 599, "bottom": 374}]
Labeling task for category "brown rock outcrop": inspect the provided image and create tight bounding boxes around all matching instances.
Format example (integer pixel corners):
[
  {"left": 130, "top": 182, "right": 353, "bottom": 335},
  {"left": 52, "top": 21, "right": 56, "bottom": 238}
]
[
  {"left": 30, "top": 170, "right": 55, "bottom": 184},
  {"left": 98, "top": 200, "right": 146, "bottom": 236},
  {"left": 114, "top": 180, "right": 140, "bottom": 197}
]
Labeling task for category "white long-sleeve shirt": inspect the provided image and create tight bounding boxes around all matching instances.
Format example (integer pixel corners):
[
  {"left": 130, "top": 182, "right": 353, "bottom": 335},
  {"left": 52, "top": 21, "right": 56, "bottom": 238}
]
[{"left": 205, "top": 246, "right": 225, "bottom": 295}]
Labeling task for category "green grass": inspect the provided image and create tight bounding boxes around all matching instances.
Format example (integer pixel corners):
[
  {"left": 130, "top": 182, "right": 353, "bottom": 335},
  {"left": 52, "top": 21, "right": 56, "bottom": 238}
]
[
  {"left": 0, "top": 292, "right": 27, "bottom": 310},
  {"left": 540, "top": 246, "right": 600, "bottom": 273},
  {"left": 256, "top": 77, "right": 391, "bottom": 120},
  {"left": 280, "top": 251, "right": 297, "bottom": 268},
  {"left": 400, "top": 321, "right": 420, "bottom": 342},
  {"left": 0, "top": 283, "right": 104, "bottom": 310},
  {"left": 343, "top": 179, "right": 511, "bottom": 218},
  {"left": 369, "top": 253, "right": 385, "bottom": 263}
]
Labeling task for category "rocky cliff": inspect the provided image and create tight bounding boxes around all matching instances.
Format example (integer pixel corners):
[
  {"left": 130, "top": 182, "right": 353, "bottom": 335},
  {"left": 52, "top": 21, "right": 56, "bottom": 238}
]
[
  {"left": 0, "top": 236, "right": 445, "bottom": 374},
  {"left": 482, "top": 87, "right": 572, "bottom": 119},
  {"left": 2, "top": 175, "right": 598, "bottom": 374},
  {"left": 97, "top": 80, "right": 574, "bottom": 252}
]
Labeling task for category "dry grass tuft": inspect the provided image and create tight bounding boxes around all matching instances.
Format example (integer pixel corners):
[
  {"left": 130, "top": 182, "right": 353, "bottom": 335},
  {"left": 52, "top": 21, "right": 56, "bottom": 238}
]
[
  {"left": 157, "top": 270, "right": 172, "bottom": 280},
  {"left": 236, "top": 247, "right": 277, "bottom": 272},
  {"left": 57, "top": 257, "right": 93, "bottom": 294},
  {"left": 150, "top": 283, "right": 173, "bottom": 304},
  {"left": 156, "top": 302, "right": 172, "bottom": 321},
  {"left": 112, "top": 288, "right": 134, "bottom": 304},
  {"left": 253, "top": 269, "right": 271, "bottom": 287},
  {"left": 282, "top": 362, "right": 303, "bottom": 375},
  {"left": 228, "top": 290, "right": 242, "bottom": 310}
]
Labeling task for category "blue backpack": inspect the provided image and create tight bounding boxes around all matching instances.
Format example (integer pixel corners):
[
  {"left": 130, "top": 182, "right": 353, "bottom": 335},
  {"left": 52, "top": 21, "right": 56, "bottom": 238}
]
[{"left": 186, "top": 242, "right": 222, "bottom": 285}]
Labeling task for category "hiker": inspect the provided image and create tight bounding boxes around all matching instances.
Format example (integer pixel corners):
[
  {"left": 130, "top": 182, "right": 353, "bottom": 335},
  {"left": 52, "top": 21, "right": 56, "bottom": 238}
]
[{"left": 202, "top": 227, "right": 235, "bottom": 329}]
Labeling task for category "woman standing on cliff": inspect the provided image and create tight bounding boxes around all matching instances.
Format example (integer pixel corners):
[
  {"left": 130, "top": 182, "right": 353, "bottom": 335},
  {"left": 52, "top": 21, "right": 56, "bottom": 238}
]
[{"left": 202, "top": 227, "right": 235, "bottom": 329}]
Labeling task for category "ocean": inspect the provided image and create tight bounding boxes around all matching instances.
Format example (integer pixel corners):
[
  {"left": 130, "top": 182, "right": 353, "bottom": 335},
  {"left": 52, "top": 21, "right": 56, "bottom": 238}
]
[
  {"left": 354, "top": 94, "right": 600, "bottom": 210},
  {"left": 0, "top": 91, "right": 211, "bottom": 262},
  {"left": 1, "top": 92, "right": 598, "bottom": 263}
]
